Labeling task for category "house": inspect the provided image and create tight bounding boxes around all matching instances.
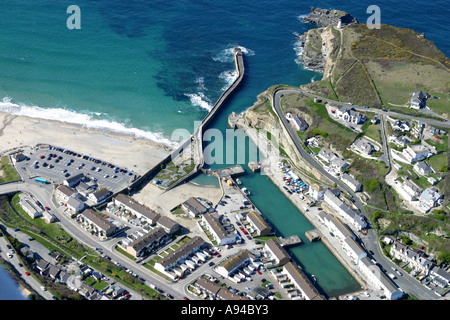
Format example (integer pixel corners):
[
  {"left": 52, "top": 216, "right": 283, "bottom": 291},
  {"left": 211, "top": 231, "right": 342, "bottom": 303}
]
[
  {"left": 66, "top": 197, "right": 85, "bottom": 213},
  {"left": 155, "top": 216, "right": 181, "bottom": 235},
  {"left": 215, "top": 250, "right": 256, "bottom": 278},
  {"left": 403, "top": 144, "right": 432, "bottom": 164},
  {"left": 317, "top": 211, "right": 356, "bottom": 242},
  {"left": 329, "top": 157, "right": 349, "bottom": 172},
  {"left": 413, "top": 161, "right": 433, "bottom": 176},
  {"left": 390, "top": 241, "right": 433, "bottom": 275},
  {"left": 397, "top": 178, "right": 422, "bottom": 202},
  {"left": 56, "top": 185, "right": 78, "bottom": 203},
  {"left": 341, "top": 173, "right": 362, "bottom": 192},
  {"left": 323, "top": 190, "right": 367, "bottom": 231},
  {"left": 318, "top": 148, "right": 336, "bottom": 162},
  {"left": 125, "top": 227, "right": 169, "bottom": 258},
  {"left": 389, "top": 134, "right": 411, "bottom": 147},
  {"left": 429, "top": 266, "right": 450, "bottom": 288},
  {"left": 391, "top": 120, "right": 411, "bottom": 132},
  {"left": 202, "top": 212, "right": 237, "bottom": 246},
  {"left": 358, "top": 257, "right": 403, "bottom": 300},
  {"left": 342, "top": 237, "right": 367, "bottom": 265},
  {"left": 352, "top": 139, "right": 375, "bottom": 156},
  {"left": 11, "top": 152, "right": 26, "bottom": 164},
  {"left": 195, "top": 277, "right": 248, "bottom": 300},
  {"left": 286, "top": 113, "right": 309, "bottom": 131},
  {"left": 336, "top": 106, "right": 365, "bottom": 124},
  {"left": 264, "top": 239, "right": 291, "bottom": 266},
  {"left": 419, "top": 187, "right": 443, "bottom": 208},
  {"left": 181, "top": 197, "right": 210, "bottom": 217},
  {"left": 63, "top": 173, "right": 85, "bottom": 187},
  {"left": 88, "top": 188, "right": 111, "bottom": 204},
  {"left": 19, "top": 194, "right": 43, "bottom": 219},
  {"left": 246, "top": 211, "right": 272, "bottom": 236},
  {"left": 77, "top": 209, "right": 117, "bottom": 238},
  {"left": 308, "top": 184, "right": 325, "bottom": 200},
  {"left": 154, "top": 236, "right": 205, "bottom": 273},
  {"left": 281, "top": 262, "right": 325, "bottom": 300},
  {"left": 113, "top": 194, "right": 161, "bottom": 226},
  {"left": 410, "top": 90, "right": 428, "bottom": 109}
]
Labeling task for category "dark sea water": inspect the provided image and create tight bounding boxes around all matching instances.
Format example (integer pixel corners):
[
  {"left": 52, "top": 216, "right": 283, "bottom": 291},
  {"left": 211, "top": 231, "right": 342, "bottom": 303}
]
[{"left": 0, "top": 0, "right": 448, "bottom": 299}]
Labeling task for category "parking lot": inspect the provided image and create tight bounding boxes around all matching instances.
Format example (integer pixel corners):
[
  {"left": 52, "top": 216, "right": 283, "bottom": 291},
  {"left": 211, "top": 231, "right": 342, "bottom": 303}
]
[{"left": 17, "top": 145, "right": 138, "bottom": 193}]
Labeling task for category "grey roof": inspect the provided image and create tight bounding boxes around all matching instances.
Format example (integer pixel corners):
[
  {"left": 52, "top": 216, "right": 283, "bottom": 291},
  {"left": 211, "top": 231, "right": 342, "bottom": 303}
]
[{"left": 114, "top": 194, "right": 161, "bottom": 222}]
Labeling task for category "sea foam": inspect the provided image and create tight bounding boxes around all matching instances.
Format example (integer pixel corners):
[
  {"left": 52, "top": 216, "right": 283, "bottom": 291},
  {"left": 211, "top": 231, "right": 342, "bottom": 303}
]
[
  {"left": 212, "top": 45, "right": 255, "bottom": 63},
  {"left": 0, "top": 96, "right": 178, "bottom": 148}
]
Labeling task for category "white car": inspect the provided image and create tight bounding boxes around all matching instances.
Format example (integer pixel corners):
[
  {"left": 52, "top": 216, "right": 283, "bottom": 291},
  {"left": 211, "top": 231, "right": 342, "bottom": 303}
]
[{"left": 40, "top": 286, "right": 47, "bottom": 291}]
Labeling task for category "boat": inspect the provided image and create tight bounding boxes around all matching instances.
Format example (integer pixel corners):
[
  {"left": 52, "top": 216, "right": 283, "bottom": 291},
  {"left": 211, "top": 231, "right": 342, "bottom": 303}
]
[
  {"left": 236, "top": 178, "right": 242, "bottom": 185},
  {"left": 241, "top": 187, "right": 251, "bottom": 196},
  {"left": 311, "top": 275, "right": 317, "bottom": 282}
]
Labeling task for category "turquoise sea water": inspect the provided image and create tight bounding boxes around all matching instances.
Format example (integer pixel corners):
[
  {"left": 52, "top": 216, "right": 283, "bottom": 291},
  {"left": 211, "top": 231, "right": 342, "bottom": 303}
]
[{"left": 0, "top": 0, "right": 448, "bottom": 298}]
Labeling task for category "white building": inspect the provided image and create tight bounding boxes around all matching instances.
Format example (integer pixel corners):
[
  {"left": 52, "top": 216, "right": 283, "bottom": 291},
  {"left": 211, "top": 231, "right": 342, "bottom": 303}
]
[
  {"left": 352, "top": 139, "right": 375, "bottom": 156},
  {"left": 308, "top": 184, "right": 325, "bottom": 200},
  {"left": 341, "top": 173, "right": 362, "bottom": 192},
  {"left": 335, "top": 106, "right": 365, "bottom": 124},
  {"left": 264, "top": 238, "right": 291, "bottom": 266},
  {"left": 55, "top": 185, "right": 79, "bottom": 203},
  {"left": 323, "top": 190, "right": 367, "bottom": 231},
  {"left": 401, "top": 144, "right": 432, "bottom": 164},
  {"left": 413, "top": 161, "right": 433, "bottom": 176},
  {"left": 66, "top": 197, "right": 85, "bottom": 213},
  {"left": 410, "top": 90, "right": 428, "bottom": 109},
  {"left": 281, "top": 262, "right": 325, "bottom": 300},
  {"left": 202, "top": 213, "right": 237, "bottom": 246},
  {"left": 359, "top": 257, "right": 404, "bottom": 300},
  {"left": 419, "top": 187, "right": 443, "bottom": 208},
  {"left": 342, "top": 237, "right": 367, "bottom": 265}
]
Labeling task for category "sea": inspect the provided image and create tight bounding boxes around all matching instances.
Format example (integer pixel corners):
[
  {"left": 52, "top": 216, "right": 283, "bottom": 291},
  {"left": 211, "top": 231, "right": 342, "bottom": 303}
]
[{"left": 0, "top": 0, "right": 448, "bottom": 299}]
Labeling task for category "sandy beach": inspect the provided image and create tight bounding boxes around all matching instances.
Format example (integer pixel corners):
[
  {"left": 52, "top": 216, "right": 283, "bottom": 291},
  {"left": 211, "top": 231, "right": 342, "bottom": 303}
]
[
  {"left": 0, "top": 112, "right": 173, "bottom": 176},
  {"left": 0, "top": 111, "right": 223, "bottom": 223}
]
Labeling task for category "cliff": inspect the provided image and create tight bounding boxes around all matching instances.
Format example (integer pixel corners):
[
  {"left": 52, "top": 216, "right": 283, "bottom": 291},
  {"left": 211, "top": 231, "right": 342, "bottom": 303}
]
[
  {"left": 302, "top": 7, "right": 358, "bottom": 27},
  {"left": 298, "top": 9, "right": 449, "bottom": 109}
]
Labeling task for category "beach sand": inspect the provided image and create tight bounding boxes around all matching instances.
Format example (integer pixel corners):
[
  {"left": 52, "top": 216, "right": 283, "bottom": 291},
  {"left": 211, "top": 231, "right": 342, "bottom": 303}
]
[
  {"left": 0, "top": 112, "right": 223, "bottom": 227},
  {"left": 0, "top": 112, "right": 173, "bottom": 175}
]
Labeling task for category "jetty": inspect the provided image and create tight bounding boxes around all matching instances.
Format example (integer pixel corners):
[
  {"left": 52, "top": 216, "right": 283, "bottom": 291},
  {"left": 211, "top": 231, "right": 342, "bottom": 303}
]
[
  {"left": 128, "top": 48, "right": 245, "bottom": 193},
  {"left": 202, "top": 165, "right": 246, "bottom": 179},
  {"left": 248, "top": 161, "right": 261, "bottom": 172},
  {"left": 305, "top": 229, "right": 322, "bottom": 242},
  {"left": 279, "top": 235, "right": 303, "bottom": 248}
]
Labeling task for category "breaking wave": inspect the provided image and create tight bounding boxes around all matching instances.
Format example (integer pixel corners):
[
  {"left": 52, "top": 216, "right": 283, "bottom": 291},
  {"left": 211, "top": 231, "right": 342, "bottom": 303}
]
[{"left": 0, "top": 96, "right": 178, "bottom": 147}]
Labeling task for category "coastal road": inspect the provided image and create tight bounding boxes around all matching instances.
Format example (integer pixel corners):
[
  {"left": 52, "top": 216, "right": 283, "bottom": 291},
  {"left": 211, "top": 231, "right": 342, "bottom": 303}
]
[
  {"left": 297, "top": 90, "right": 450, "bottom": 129},
  {"left": 271, "top": 88, "right": 443, "bottom": 300}
]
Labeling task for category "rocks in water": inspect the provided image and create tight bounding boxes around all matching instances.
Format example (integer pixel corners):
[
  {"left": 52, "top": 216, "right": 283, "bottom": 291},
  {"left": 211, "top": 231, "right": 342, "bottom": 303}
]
[{"left": 302, "top": 7, "right": 358, "bottom": 27}]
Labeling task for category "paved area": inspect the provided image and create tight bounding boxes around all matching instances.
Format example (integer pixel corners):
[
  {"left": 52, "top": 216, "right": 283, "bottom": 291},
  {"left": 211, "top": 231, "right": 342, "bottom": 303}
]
[{"left": 13, "top": 145, "right": 137, "bottom": 193}]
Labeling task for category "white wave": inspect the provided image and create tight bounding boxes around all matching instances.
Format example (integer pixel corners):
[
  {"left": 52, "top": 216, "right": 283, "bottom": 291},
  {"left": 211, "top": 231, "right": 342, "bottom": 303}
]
[
  {"left": 297, "top": 14, "right": 309, "bottom": 23},
  {"left": 184, "top": 92, "right": 213, "bottom": 112},
  {"left": 195, "top": 76, "right": 207, "bottom": 91},
  {"left": 292, "top": 32, "right": 304, "bottom": 66},
  {"left": 212, "top": 45, "right": 255, "bottom": 63},
  {"left": 218, "top": 69, "right": 238, "bottom": 91},
  {"left": 0, "top": 96, "right": 178, "bottom": 148}
]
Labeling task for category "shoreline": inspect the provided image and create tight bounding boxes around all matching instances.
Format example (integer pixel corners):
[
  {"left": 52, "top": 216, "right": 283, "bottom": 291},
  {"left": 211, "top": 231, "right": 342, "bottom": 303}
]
[{"left": 0, "top": 111, "right": 174, "bottom": 176}]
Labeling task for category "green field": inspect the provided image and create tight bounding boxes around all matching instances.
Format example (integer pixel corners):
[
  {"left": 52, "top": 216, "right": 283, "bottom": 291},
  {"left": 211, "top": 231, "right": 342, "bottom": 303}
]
[{"left": 0, "top": 156, "right": 21, "bottom": 183}]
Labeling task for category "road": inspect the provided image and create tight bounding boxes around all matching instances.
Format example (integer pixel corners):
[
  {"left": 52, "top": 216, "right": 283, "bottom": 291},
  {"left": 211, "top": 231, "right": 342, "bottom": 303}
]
[{"left": 271, "top": 88, "right": 444, "bottom": 300}]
